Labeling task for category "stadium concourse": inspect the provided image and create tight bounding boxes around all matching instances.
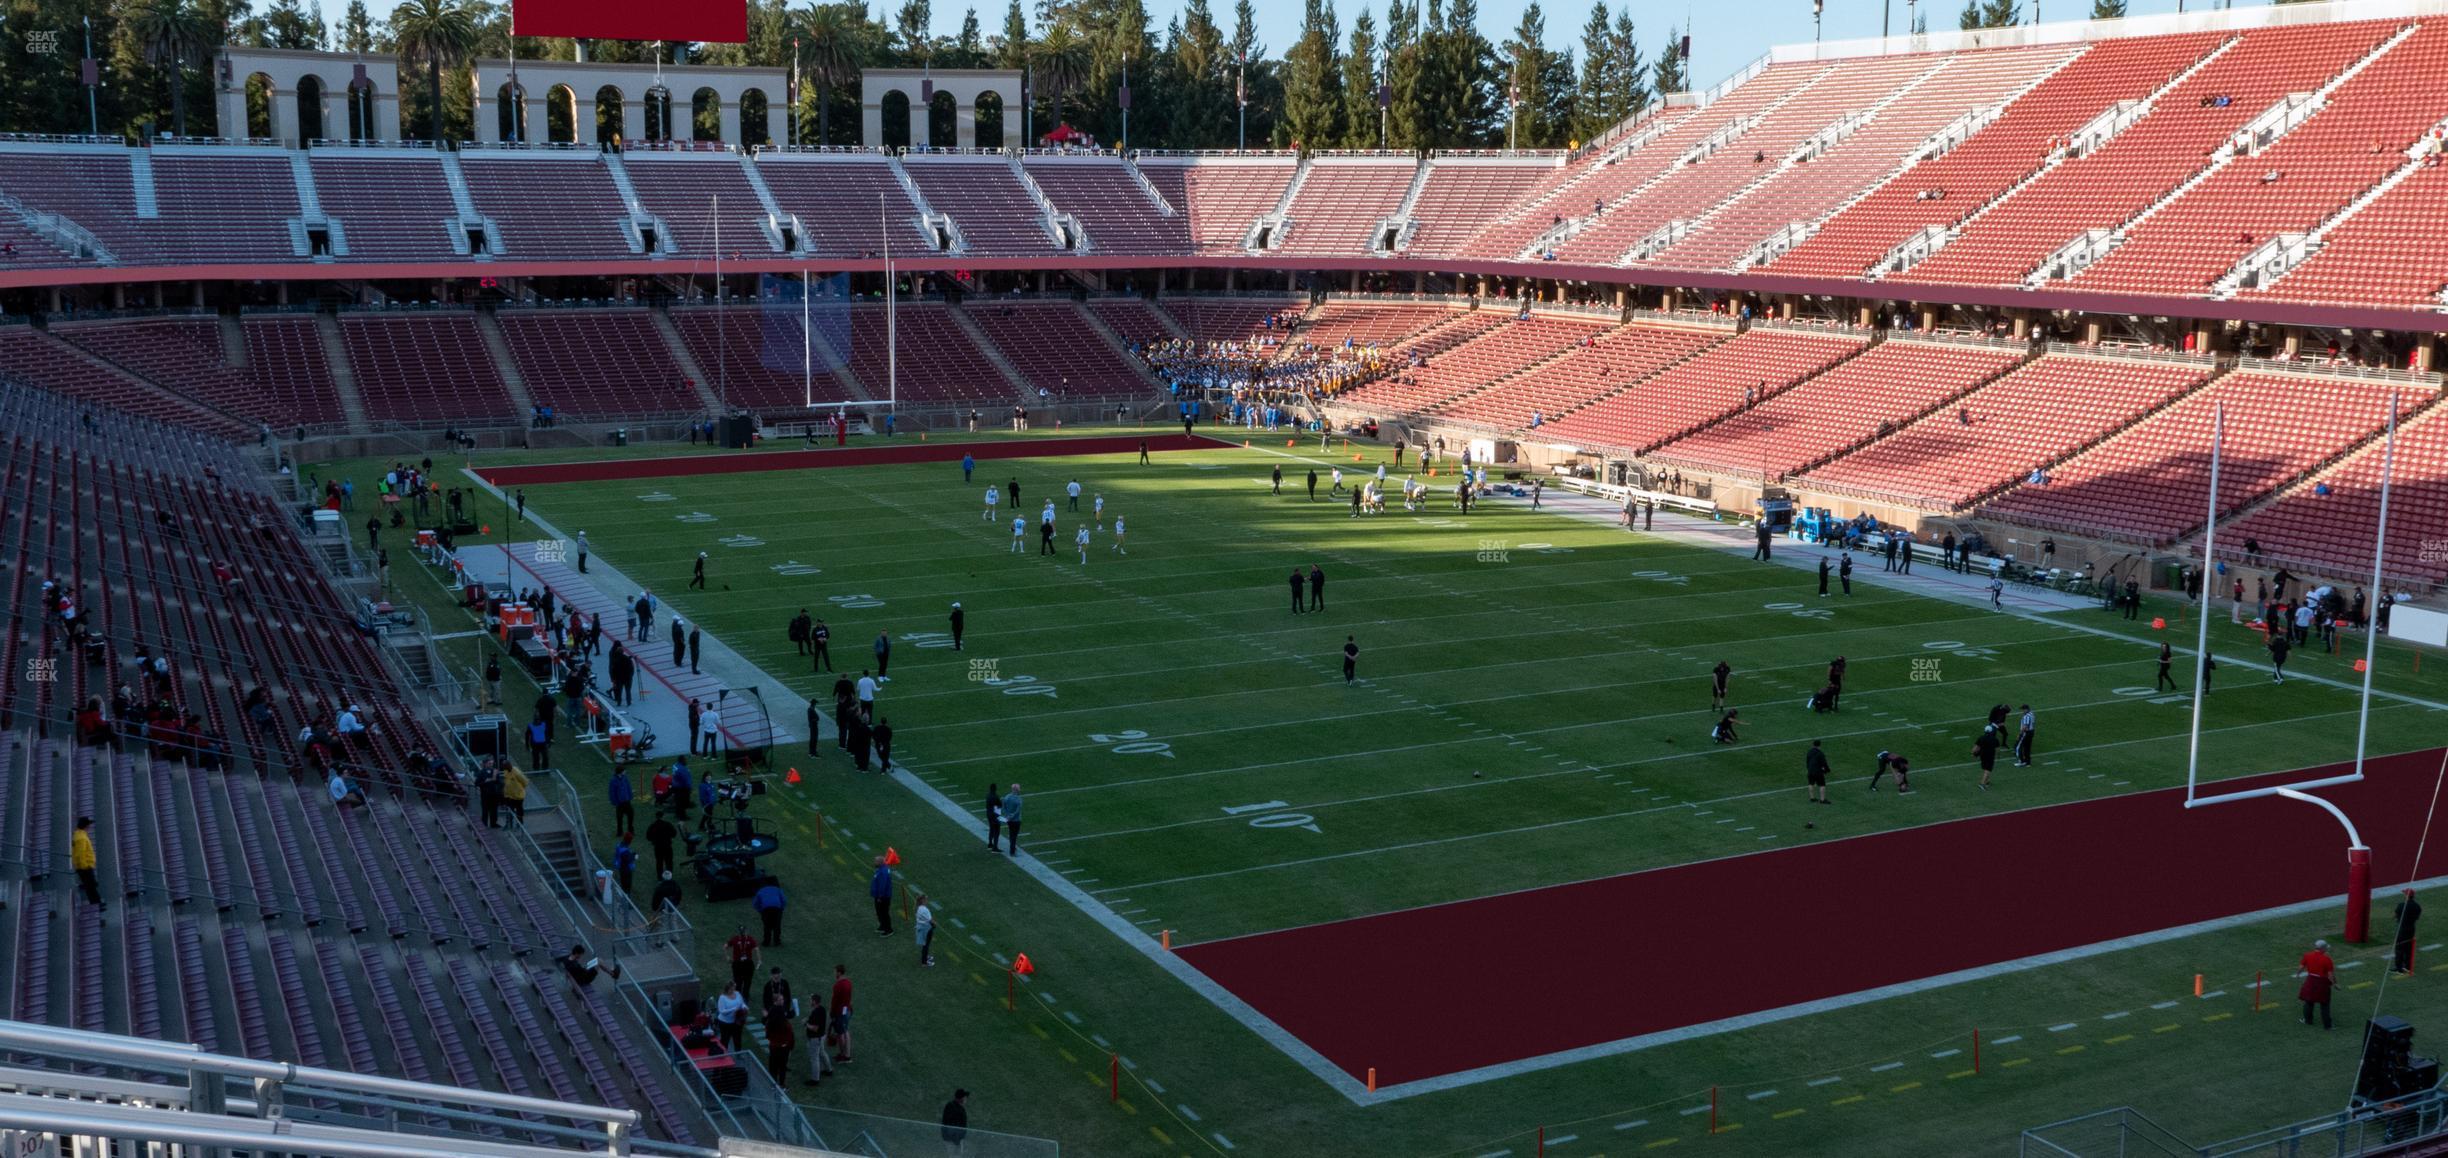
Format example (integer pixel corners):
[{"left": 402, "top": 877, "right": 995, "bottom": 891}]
[{"left": 7, "top": 0, "right": 2448, "bottom": 1154}]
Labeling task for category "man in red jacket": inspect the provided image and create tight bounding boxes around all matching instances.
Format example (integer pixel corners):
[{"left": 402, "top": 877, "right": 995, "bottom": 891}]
[
  {"left": 2298, "top": 939, "right": 2337, "bottom": 1029},
  {"left": 829, "top": 964, "right": 856, "bottom": 1063}
]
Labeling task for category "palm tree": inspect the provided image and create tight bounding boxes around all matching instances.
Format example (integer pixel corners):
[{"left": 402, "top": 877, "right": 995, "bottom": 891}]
[
  {"left": 1028, "top": 25, "right": 1090, "bottom": 140},
  {"left": 131, "top": 0, "right": 217, "bottom": 137},
  {"left": 797, "top": 4, "right": 859, "bottom": 146},
  {"left": 391, "top": 0, "right": 480, "bottom": 143}
]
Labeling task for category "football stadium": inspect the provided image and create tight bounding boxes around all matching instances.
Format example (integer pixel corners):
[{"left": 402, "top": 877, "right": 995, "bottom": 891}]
[{"left": 5, "top": 0, "right": 2448, "bottom": 1153}]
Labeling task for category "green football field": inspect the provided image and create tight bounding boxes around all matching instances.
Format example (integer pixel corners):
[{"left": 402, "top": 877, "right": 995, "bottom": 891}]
[{"left": 322, "top": 432, "right": 2448, "bottom": 1156}]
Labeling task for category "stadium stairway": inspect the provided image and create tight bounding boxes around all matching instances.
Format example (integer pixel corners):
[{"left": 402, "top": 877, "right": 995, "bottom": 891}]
[
  {"left": 1071, "top": 303, "right": 1171, "bottom": 394},
  {"left": 312, "top": 312, "right": 373, "bottom": 434},
  {"left": 646, "top": 307, "right": 730, "bottom": 411},
  {"left": 475, "top": 312, "right": 542, "bottom": 423},
  {"left": 945, "top": 301, "right": 1041, "bottom": 398}
]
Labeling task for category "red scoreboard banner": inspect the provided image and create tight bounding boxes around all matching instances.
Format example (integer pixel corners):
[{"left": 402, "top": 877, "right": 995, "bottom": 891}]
[{"left": 511, "top": 0, "right": 748, "bottom": 44}]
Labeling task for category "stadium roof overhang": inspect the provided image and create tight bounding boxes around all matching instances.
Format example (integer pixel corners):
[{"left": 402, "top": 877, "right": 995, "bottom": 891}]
[{"left": 7, "top": 255, "right": 2441, "bottom": 335}]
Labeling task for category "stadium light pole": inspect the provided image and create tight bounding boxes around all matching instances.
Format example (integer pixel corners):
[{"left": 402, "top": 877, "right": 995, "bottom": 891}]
[{"left": 83, "top": 17, "right": 99, "bottom": 137}]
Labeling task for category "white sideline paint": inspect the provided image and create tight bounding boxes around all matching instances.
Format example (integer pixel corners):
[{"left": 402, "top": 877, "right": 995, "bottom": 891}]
[{"left": 1871, "top": 1062, "right": 1905, "bottom": 1073}]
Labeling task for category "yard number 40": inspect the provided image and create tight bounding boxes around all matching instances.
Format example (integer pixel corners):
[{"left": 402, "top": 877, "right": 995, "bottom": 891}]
[
  {"left": 1221, "top": 800, "right": 1322, "bottom": 834},
  {"left": 1088, "top": 730, "right": 1173, "bottom": 757}
]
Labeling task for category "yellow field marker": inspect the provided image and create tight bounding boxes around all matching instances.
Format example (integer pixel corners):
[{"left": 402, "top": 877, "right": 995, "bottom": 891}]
[
  {"left": 1946, "top": 1070, "right": 1976, "bottom": 1080},
  {"left": 2056, "top": 1045, "right": 2087, "bottom": 1056},
  {"left": 2348, "top": 981, "right": 2377, "bottom": 991},
  {"left": 1829, "top": 1095, "right": 1867, "bottom": 1107},
  {"left": 1057, "top": 1048, "right": 1079, "bottom": 1064},
  {"left": 1148, "top": 1127, "right": 1173, "bottom": 1147},
  {"left": 1714, "top": 1123, "right": 1742, "bottom": 1134},
  {"left": 1116, "top": 1099, "right": 1138, "bottom": 1116},
  {"left": 1028, "top": 1023, "right": 1050, "bottom": 1040},
  {"left": 2001, "top": 1058, "right": 2031, "bottom": 1069},
  {"left": 1643, "top": 1138, "right": 1681, "bottom": 1149},
  {"left": 1773, "top": 1109, "right": 1806, "bottom": 1120},
  {"left": 2103, "top": 1034, "right": 2134, "bottom": 1045},
  {"left": 1889, "top": 1081, "right": 1923, "bottom": 1093},
  {"left": 2203, "top": 1012, "right": 2233, "bottom": 1023},
  {"left": 2153, "top": 1024, "right": 2182, "bottom": 1034}
]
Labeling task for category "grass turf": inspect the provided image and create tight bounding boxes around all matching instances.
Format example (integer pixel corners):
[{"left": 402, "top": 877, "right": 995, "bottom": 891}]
[{"left": 315, "top": 436, "right": 2448, "bottom": 1156}]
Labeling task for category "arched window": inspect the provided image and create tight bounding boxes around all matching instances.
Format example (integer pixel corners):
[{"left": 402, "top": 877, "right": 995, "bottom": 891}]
[
  {"left": 973, "top": 90, "right": 1005, "bottom": 150},
  {"left": 879, "top": 89, "right": 911, "bottom": 150},
  {"left": 928, "top": 90, "right": 957, "bottom": 149},
  {"left": 595, "top": 85, "right": 625, "bottom": 147},
  {"left": 495, "top": 80, "right": 526, "bottom": 141},
  {"left": 295, "top": 74, "right": 326, "bottom": 143},
  {"left": 691, "top": 87, "right": 722, "bottom": 142},
  {"left": 739, "top": 88, "right": 770, "bottom": 148},
  {"left": 546, "top": 83, "right": 578, "bottom": 143},
  {"left": 244, "top": 72, "right": 276, "bottom": 140},
  {"left": 644, "top": 85, "right": 674, "bottom": 142},
  {"left": 346, "top": 78, "right": 376, "bottom": 140}
]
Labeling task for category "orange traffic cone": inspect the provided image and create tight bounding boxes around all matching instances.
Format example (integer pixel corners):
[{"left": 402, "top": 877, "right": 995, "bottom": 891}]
[{"left": 785, "top": 767, "right": 802, "bottom": 785}]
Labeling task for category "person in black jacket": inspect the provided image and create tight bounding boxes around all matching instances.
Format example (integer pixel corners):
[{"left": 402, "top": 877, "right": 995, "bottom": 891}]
[
  {"left": 806, "top": 697, "right": 825, "bottom": 758},
  {"left": 1804, "top": 740, "right": 1831, "bottom": 827},
  {"left": 832, "top": 675, "right": 856, "bottom": 750},
  {"left": 949, "top": 602, "right": 966, "bottom": 651},
  {"left": 789, "top": 610, "right": 811, "bottom": 655},
  {"left": 688, "top": 624, "right": 703, "bottom": 674},
  {"left": 1711, "top": 661, "right": 1732, "bottom": 710},
  {"left": 607, "top": 642, "right": 634, "bottom": 706},
  {"left": 811, "top": 618, "right": 833, "bottom": 672},
  {"left": 1839, "top": 552, "right": 1854, "bottom": 595},
  {"left": 647, "top": 812, "right": 679, "bottom": 877},
  {"left": 670, "top": 617, "right": 687, "bottom": 668},
  {"left": 941, "top": 1090, "right": 971, "bottom": 1151},
  {"left": 1975, "top": 722, "right": 2002, "bottom": 791},
  {"left": 1309, "top": 564, "right": 1327, "bottom": 610},
  {"left": 2395, "top": 890, "right": 2424, "bottom": 974},
  {"left": 1817, "top": 557, "right": 1831, "bottom": 597},
  {"left": 1288, "top": 569, "right": 1306, "bottom": 614}
]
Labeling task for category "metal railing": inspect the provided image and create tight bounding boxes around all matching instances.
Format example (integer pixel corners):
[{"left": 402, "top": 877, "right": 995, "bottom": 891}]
[{"left": 2021, "top": 1089, "right": 2448, "bottom": 1157}]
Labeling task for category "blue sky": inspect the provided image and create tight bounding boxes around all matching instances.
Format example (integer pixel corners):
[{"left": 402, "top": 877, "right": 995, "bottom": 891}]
[{"left": 360, "top": 0, "right": 2288, "bottom": 86}]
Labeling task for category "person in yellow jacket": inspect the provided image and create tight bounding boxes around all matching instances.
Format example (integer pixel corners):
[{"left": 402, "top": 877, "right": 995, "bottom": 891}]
[
  {"left": 71, "top": 815, "right": 102, "bottom": 910},
  {"left": 501, "top": 763, "right": 531, "bottom": 825}
]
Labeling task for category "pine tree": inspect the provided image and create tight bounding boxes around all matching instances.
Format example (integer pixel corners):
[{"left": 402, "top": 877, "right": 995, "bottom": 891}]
[
  {"left": 1651, "top": 21, "right": 1686, "bottom": 98},
  {"left": 2089, "top": 0, "right": 2127, "bottom": 17},
  {"left": 1572, "top": 2, "right": 1613, "bottom": 143},
  {"left": 1227, "top": 0, "right": 1276, "bottom": 148},
  {"left": 1609, "top": 8, "right": 1645, "bottom": 119},
  {"left": 1501, "top": 2, "right": 1553, "bottom": 148},
  {"left": 1434, "top": 0, "right": 1495, "bottom": 146},
  {"left": 1278, "top": 0, "right": 1343, "bottom": 148},
  {"left": 996, "top": 0, "right": 1028, "bottom": 67},
  {"left": 1383, "top": 0, "right": 1423, "bottom": 149},
  {"left": 1163, "top": 0, "right": 1229, "bottom": 147},
  {"left": 1960, "top": 0, "right": 2019, "bottom": 30},
  {"left": 1341, "top": 7, "right": 1380, "bottom": 149},
  {"left": 339, "top": 0, "right": 372, "bottom": 50}
]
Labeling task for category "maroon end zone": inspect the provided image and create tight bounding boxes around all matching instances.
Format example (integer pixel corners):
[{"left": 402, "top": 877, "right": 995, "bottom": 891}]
[
  {"left": 470, "top": 433, "right": 1233, "bottom": 487},
  {"left": 1179, "top": 750, "right": 2448, "bottom": 1087}
]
